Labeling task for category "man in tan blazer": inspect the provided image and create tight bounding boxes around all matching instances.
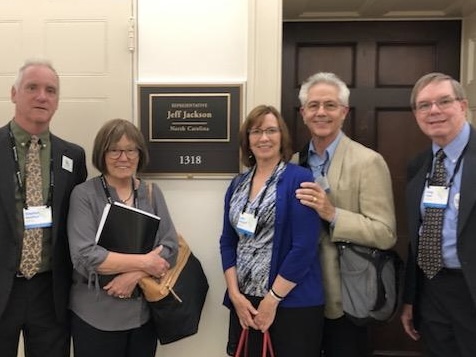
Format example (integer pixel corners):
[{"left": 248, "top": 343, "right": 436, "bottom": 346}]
[{"left": 295, "top": 72, "right": 396, "bottom": 357}]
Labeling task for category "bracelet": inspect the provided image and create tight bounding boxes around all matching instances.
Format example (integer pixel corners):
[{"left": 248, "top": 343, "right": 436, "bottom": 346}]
[{"left": 269, "top": 288, "right": 284, "bottom": 302}]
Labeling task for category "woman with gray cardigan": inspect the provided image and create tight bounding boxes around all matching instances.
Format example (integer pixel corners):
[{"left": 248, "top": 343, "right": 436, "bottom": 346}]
[{"left": 67, "top": 119, "right": 178, "bottom": 357}]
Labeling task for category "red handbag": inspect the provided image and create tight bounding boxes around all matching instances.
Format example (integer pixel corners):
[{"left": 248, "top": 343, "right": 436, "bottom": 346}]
[{"left": 234, "top": 329, "right": 275, "bottom": 357}]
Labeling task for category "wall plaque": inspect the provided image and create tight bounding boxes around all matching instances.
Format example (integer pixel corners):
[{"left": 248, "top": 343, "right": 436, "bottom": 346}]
[{"left": 139, "top": 84, "right": 242, "bottom": 176}]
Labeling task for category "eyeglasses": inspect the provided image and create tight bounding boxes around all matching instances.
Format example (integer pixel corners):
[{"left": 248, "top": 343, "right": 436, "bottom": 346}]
[
  {"left": 248, "top": 127, "right": 280, "bottom": 137},
  {"left": 415, "top": 97, "right": 460, "bottom": 113},
  {"left": 106, "top": 148, "right": 139, "bottom": 159},
  {"left": 305, "top": 101, "right": 343, "bottom": 113}
]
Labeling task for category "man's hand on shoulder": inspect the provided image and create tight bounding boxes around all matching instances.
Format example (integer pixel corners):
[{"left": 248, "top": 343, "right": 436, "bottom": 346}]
[{"left": 296, "top": 181, "right": 336, "bottom": 222}]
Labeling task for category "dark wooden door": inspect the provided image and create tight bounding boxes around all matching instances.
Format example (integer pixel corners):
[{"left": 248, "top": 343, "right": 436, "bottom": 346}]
[{"left": 282, "top": 20, "right": 461, "bottom": 356}]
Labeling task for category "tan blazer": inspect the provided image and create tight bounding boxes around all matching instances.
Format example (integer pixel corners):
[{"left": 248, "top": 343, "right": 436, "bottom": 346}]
[{"left": 295, "top": 134, "right": 397, "bottom": 318}]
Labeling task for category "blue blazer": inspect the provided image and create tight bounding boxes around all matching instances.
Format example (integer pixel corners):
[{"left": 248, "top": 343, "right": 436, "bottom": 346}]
[{"left": 220, "top": 163, "right": 324, "bottom": 308}]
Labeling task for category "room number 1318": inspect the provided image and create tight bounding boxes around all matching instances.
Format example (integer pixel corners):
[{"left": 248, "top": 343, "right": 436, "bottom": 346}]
[{"left": 179, "top": 155, "right": 202, "bottom": 165}]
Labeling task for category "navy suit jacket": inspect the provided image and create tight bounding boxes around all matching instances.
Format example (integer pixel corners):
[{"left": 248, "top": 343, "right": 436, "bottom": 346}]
[
  {"left": 404, "top": 125, "right": 476, "bottom": 324},
  {"left": 0, "top": 122, "right": 87, "bottom": 323}
]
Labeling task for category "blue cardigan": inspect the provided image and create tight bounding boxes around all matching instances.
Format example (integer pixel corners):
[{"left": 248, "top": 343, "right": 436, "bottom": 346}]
[{"left": 220, "top": 163, "right": 324, "bottom": 308}]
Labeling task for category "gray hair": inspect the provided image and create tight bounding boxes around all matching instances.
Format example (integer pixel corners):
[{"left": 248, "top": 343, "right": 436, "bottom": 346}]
[
  {"left": 298, "top": 72, "right": 350, "bottom": 106},
  {"left": 14, "top": 58, "right": 59, "bottom": 90},
  {"left": 410, "top": 72, "right": 467, "bottom": 109}
]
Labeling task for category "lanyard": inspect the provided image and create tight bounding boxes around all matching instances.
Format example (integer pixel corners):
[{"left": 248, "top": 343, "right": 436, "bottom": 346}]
[
  {"left": 318, "top": 151, "right": 329, "bottom": 176},
  {"left": 99, "top": 175, "right": 137, "bottom": 207},
  {"left": 310, "top": 150, "right": 329, "bottom": 177},
  {"left": 425, "top": 144, "right": 468, "bottom": 188},
  {"left": 241, "top": 163, "right": 280, "bottom": 218},
  {"left": 8, "top": 124, "right": 54, "bottom": 209}
]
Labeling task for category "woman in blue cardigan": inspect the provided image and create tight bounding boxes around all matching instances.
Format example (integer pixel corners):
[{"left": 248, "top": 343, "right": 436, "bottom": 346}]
[{"left": 220, "top": 105, "right": 324, "bottom": 356}]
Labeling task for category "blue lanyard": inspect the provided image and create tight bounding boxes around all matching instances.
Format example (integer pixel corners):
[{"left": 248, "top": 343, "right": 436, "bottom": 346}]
[{"left": 425, "top": 144, "right": 468, "bottom": 188}]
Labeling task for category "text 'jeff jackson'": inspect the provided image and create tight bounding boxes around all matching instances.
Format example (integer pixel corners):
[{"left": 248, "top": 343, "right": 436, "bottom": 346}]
[{"left": 166, "top": 110, "right": 212, "bottom": 120}]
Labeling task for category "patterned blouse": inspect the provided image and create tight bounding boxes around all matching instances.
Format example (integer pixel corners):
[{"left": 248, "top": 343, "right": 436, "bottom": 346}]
[{"left": 229, "top": 161, "right": 286, "bottom": 297}]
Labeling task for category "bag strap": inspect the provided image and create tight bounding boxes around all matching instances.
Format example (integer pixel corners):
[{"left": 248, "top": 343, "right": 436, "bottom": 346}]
[
  {"left": 145, "top": 182, "right": 191, "bottom": 302},
  {"left": 337, "top": 243, "right": 391, "bottom": 311},
  {"left": 234, "top": 329, "right": 275, "bottom": 357},
  {"left": 146, "top": 182, "right": 157, "bottom": 214},
  {"left": 262, "top": 331, "right": 275, "bottom": 357},
  {"left": 234, "top": 329, "right": 249, "bottom": 357}
]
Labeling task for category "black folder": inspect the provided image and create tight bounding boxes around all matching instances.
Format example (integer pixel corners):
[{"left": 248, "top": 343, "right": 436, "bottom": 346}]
[{"left": 95, "top": 202, "right": 160, "bottom": 292}]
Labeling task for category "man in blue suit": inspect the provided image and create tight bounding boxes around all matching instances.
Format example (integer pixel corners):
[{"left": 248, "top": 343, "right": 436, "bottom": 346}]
[
  {"left": 0, "top": 59, "right": 87, "bottom": 357},
  {"left": 401, "top": 72, "right": 476, "bottom": 357}
]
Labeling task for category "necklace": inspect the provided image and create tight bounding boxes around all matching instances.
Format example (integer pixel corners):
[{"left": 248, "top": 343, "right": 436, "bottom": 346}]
[
  {"left": 119, "top": 190, "right": 133, "bottom": 204},
  {"left": 100, "top": 175, "right": 136, "bottom": 206}
]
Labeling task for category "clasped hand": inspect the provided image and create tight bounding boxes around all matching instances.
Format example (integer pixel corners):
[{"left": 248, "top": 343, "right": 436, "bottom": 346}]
[
  {"left": 143, "top": 245, "right": 170, "bottom": 278},
  {"left": 104, "top": 245, "right": 169, "bottom": 298},
  {"left": 232, "top": 293, "right": 278, "bottom": 333},
  {"left": 104, "top": 271, "right": 144, "bottom": 298}
]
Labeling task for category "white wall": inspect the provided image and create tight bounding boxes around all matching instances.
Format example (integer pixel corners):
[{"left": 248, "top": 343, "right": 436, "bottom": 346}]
[
  {"left": 462, "top": 12, "right": 476, "bottom": 122},
  {"left": 136, "top": 1, "right": 281, "bottom": 356}
]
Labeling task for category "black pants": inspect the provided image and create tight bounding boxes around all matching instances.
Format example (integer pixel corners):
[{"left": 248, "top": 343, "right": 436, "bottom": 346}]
[
  {"left": 0, "top": 272, "right": 70, "bottom": 357},
  {"left": 227, "top": 295, "right": 324, "bottom": 357},
  {"left": 71, "top": 313, "right": 157, "bottom": 357},
  {"left": 321, "top": 316, "right": 369, "bottom": 357},
  {"left": 419, "top": 268, "right": 476, "bottom": 357}
]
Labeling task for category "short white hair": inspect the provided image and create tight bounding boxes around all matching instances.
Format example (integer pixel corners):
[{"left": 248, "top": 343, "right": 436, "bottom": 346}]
[
  {"left": 298, "top": 72, "right": 350, "bottom": 106},
  {"left": 14, "top": 58, "right": 59, "bottom": 90}
]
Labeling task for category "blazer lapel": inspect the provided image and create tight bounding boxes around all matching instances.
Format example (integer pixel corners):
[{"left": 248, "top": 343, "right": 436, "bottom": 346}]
[
  {"left": 406, "top": 152, "right": 431, "bottom": 251},
  {"left": 0, "top": 126, "right": 18, "bottom": 235},
  {"left": 50, "top": 136, "right": 68, "bottom": 244},
  {"left": 327, "top": 134, "right": 349, "bottom": 198},
  {"left": 457, "top": 129, "right": 476, "bottom": 236}
]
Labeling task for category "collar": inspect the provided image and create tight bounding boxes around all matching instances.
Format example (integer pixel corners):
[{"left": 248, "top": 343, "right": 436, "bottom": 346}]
[
  {"left": 307, "top": 130, "right": 343, "bottom": 163},
  {"left": 10, "top": 119, "right": 50, "bottom": 148},
  {"left": 432, "top": 122, "right": 470, "bottom": 163}
]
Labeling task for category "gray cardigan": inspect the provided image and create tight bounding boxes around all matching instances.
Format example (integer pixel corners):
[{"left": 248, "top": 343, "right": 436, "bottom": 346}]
[{"left": 67, "top": 176, "right": 178, "bottom": 331}]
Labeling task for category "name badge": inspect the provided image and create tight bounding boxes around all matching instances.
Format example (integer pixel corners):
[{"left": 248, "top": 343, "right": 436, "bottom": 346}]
[
  {"left": 236, "top": 212, "right": 258, "bottom": 236},
  {"left": 62, "top": 155, "right": 73, "bottom": 172},
  {"left": 423, "top": 185, "right": 449, "bottom": 209},
  {"left": 23, "top": 205, "right": 53, "bottom": 229},
  {"left": 315, "top": 174, "right": 330, "bottom": 193}
]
